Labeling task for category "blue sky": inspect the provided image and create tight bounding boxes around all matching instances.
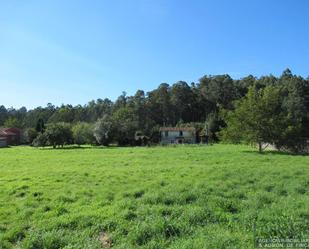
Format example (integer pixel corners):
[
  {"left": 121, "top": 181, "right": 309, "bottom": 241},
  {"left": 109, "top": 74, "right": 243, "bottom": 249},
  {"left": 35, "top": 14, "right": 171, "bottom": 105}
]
[{"left": 1, "top": 0, "right": 309, "bottom": 109}]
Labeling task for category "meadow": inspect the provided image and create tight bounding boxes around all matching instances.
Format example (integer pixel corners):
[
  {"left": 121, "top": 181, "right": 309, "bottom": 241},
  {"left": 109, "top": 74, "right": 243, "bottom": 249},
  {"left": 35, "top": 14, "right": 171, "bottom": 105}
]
[{"left": 0, "top": 144, "right": 308, "bottom": 249}]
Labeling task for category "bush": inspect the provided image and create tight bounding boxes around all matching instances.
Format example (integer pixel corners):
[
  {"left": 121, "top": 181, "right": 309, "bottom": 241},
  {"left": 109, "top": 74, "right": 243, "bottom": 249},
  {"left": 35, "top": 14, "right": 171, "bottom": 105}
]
[
  {"left": 32, "top": 133, "right": 48, "bottom": 147},
  {"left": 72, "top": 122, "right": 95, "bottom": 145},
  {"left": 111, "top": 107, "right": 138, "bottom": 146},
  {"left": 45, "top": 123, "right": 73, "bottom": 148},
  {"left": 24, "top": 128, "right": 38, "bottom": 144}
]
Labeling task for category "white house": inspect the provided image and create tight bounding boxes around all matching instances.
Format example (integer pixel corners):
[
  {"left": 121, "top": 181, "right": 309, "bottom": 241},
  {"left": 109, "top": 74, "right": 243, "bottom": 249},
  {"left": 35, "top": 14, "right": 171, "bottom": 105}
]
[{"left": 159, "top": 127, "right": 196, "bottom": 144}]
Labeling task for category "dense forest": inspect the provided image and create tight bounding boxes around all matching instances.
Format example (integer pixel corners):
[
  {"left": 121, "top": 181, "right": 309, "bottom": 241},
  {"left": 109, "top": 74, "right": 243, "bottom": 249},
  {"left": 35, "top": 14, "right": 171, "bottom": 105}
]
[{"left": 1, "top": 69, "right": 309, "bottom": 152}]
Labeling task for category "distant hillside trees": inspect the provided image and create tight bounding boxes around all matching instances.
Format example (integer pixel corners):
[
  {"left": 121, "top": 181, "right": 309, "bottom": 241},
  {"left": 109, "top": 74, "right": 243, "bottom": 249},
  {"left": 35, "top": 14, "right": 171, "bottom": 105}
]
[
  {"left": 1, "top": 69, "right": 308, "bottom": 151},
  {"left": 4, "top": 116, "right": 22, "bottom": 128}
]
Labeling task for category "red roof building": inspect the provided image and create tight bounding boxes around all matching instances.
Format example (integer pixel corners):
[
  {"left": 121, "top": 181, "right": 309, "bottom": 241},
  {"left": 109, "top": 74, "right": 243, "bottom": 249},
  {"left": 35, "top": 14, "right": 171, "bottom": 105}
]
[{"left": 0, "top": 128, "right": 22, "bottom": 145}]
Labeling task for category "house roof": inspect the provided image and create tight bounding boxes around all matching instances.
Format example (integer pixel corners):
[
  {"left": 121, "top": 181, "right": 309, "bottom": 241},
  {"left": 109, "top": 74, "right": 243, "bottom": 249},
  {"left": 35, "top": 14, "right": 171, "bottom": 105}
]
[
  {"left": 0, "top": 128, "right": 18, "bottom": 136},
  {"left": 159, "top": 127, "right": 196, "bottom": 132}
]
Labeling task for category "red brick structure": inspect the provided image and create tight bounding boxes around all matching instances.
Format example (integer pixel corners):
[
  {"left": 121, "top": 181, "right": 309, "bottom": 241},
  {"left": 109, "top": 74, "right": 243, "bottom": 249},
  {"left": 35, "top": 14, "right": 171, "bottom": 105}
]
[{"left": 0, "top": 128, "right": 22, "bottom": 145}]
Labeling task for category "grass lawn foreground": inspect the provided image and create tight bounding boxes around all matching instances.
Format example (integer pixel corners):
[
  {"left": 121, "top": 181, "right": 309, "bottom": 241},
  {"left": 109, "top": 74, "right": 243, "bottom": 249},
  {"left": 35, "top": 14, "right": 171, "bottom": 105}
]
[{"left": 0, "top": 144, "right": 308, "bottom": 248}]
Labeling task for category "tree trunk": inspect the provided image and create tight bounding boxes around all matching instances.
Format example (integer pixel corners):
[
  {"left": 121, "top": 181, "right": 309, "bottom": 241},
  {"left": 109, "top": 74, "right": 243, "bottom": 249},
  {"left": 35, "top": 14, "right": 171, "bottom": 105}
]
[{"left": 258, "top": 142, "right": 262, "bottom": 153}]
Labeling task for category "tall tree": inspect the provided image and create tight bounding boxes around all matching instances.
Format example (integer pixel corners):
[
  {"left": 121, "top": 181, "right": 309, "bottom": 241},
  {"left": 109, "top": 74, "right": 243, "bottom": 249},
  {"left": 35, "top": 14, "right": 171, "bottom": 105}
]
[
  {"left": 199, "top": 74, "right": 237, "bottom": 110},
  {"left": 220, "top": 85, "right": 286, "bottom": 152},
  {"left": 93, "top": 115, "right": 114, "bottom": 146},
  {"left": 45, "top": 123, "right": 73, "bottom": 148},
  {"left": 147, "top": 83, "right": 173, "bottom": 125},
  {"left": 276, "top": 70, "right": 309, "bottom": 152},
  {"left": 0, "top": 105, "right": 8, "bottom": 126},
  {"left": 170, "top": 81, "right": 195, "bottom": 123},
  {"left": 111, "top": 106, "right": 138, "bottom": 145},
  {"left": 35, "top": 118, "right": 46, "bottom": 133}
]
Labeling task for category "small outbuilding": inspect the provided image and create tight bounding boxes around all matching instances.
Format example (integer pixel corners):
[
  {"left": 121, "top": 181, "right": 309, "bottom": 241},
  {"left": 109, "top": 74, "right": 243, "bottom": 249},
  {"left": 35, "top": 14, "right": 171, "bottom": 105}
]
[
  {"left": 160, "top": 127, "right": 196, "bottom": 144},
  {"left": 0, "top": 128, "right": 22, "bottom": 146}
]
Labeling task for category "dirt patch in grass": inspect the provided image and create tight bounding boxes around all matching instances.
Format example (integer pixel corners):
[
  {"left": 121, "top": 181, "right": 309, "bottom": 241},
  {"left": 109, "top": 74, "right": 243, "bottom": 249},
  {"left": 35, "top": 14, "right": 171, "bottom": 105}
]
[{"left": 99, "top": 232, "right": 112, "bottom": 248}]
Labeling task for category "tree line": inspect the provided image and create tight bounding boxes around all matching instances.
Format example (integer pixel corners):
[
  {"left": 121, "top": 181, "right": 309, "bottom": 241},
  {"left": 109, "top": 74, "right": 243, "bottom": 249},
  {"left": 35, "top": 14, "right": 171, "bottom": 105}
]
[{"left": 1, "top": 69, "right": 308, "bottom": 152}]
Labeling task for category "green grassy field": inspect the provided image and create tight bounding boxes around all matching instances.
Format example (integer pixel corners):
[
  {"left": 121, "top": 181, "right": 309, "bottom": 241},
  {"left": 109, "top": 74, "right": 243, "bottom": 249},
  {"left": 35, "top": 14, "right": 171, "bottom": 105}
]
[{"left": 0, "top": 144, "right": 308, "bottom": 249}]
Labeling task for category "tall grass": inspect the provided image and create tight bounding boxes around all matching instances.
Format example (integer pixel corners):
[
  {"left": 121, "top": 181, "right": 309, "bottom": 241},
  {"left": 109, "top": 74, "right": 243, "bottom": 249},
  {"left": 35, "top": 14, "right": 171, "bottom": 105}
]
[{"left": 0, "top": 144, "right": 308, "bottom": 248}]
